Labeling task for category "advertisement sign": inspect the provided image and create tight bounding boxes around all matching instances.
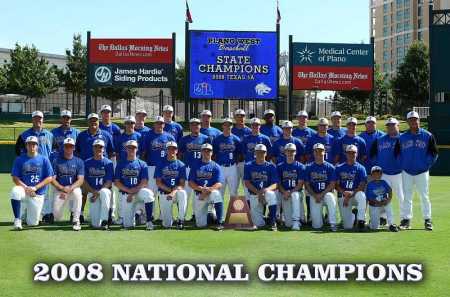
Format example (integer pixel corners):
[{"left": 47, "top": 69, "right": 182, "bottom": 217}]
[
  {"left": 89, "top": 38, "right": 174, "bottom": 87},
  {"left": 292, "top": 42, "right": 373, "bottom": 91},
  {"left": 189, "top": 31, "right": 278, "bottom": 100}
]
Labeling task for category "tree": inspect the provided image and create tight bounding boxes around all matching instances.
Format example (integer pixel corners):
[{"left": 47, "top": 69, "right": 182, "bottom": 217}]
[
  {"left": 391, "top": 41, "right": 429, "bottom": 115},
  {"left": 372, "top": 64, "right": 390, "bottom": 115},
  {"left": 0, "top": 66, "right": 7, "bottom": 94},
  {"left": 4, "top": 43, "right": 58, "bottom": 110},
  {"left": 174, "top": 58, "right": 185, "bottom": 101},
  {"left": 337, "top": 89, "right": 370, "bottom": 115},
  {"left": 96, "top": 87, "right": 137, "bottom": 115},
  {"left": 65, "top": 34, "right": 87, "bottom": 115}
]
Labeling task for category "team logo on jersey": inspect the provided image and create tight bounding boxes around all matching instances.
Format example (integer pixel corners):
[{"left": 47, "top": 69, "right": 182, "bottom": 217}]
[
  {"left": 88, "top": 167, "right": 106, "bottom": 177},
  {"left": 310, "top": 171, "right": 328, "bottom": 182},
  {"left": 23, "top": 164, "right": 39, "bottom": 175},
  {"left": 250, "top": 171, "right": 269, "bottom": 182},
  {"left": 282, "top": 170, "right": 298, "bottom": 181},
  {"left": 162, "top": 167, "right": 179, "bottom": 178},
  {"left": 196, "top": 169, "right": 213, "bottom": 180},
  {"left": 57, "top": 163, "right": 77, "bottom": 177},
  {"left": 339, "top": 171, "right": 356, "bottom": 181},
  {"left": 186, "top": 142, "right": 203, "bottom": 151},
  {"left": 219, "top": 143, "right": 235, "bottom": 152},
  {"left": 122, "top": 168, "right": 139, "bottom": 178}
]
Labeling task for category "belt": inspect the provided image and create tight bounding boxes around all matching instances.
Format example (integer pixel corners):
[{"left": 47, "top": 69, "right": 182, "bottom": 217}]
[{"left": 158, "top": 189, "right": 174, "bottom": 195}]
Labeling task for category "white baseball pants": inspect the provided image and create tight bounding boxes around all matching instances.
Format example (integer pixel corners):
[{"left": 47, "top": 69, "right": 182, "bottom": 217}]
[
  {"left": 159, "top": 189, "right": 188, "bottom": 228},
  {"left": 53, "top": 187, "right": 82, "bottom": 223},
  {"left": 369, "top": 203, "right": 394, "bottom": 230},
  {"left": 246, "top": 190, "right": 278, "bottom": 227},
  {"left": 278, "top": 191, "right": 303, "bottom": 228},
  {"left": 401, "top": 171, "right": 431, "bottom": 220},
  {"left": 120, "top": 188, "right": 155, "bottom": 228},
  {"left": 382, "top": 173, "right": 406, "bottom": 220},
  {"left": 194, "top": 190, "right": 222, "bottom": 227},
  {"left": 338, "top": 191, "right": 367, "bottom": 229},
  {"left": 10, "top": 186, "right": 44, "bottom": 226},
  {"left": 88, "top": 188, "right": 112, "bottom": 228},
  {"left": 41, "top": 184, "right": 54, "bottom": 215},
  {"left": 310, "top": 192, "right": 337, "bottom": 229},
  {"left": 219, "top": 164, "right": 239, "bottom": 198}
]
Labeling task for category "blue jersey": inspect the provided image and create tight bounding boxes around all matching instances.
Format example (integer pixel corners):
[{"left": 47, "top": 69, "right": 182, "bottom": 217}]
[
  {"left": 84, "top": 157, "right": 114, "bottom": 191},
  {"left": 76, "top": 129, "right": 114, "bottom": 161},
  {"left": 52, "top": 155, "right": 84, "bottom": 186},
  {"left": 332, "top": 134, "right": 367, "bottom": 164},
  {"left": 188, "top": 160, "right": 223, "bottom": 188},
  {"left": 114, "top": 131, "right": 143, "bottom": 162},
  {"left": 179, "top": 133, "right": 210, "bottom": 168},
  {"left": 304, "top": 161, "right": 336, "bottom": 193},
  {"left": 154, "top": 159, "right": 187, "bottom": 190},
  {"left": 373, "top": 134, "right": 402, "bottom": 175},
  {"left": 212, "top": 134, "right": 242, "bottom": 166},
  {"left": 135, "top": 126, "right": 151, "bottom": 138},
  {"left": 306, "top": 133, "right": 335, "bottom": 163},
  {"left": 244, "top": 160, "right": 279, "bottom": 193},
  {"left": 359, "top": 130, "right": 385, "bottom": 173},
  {"left": 400, "top": 128, "right": 438, "bottom": 175},
  {"left": 142, "top": 130, "right": 175, "bottom": 167},
  {"left": 18, "top": 128, "right": 53, "bottom": 158},
  {"left": 51, "top": 126, "right": 80, "bottom": 155},
  {"left": 327, "top": 127, "right": 347, "bottom": 139},
  {"left": 293, "top": 127, "right": 316, "bottom": 148},
  {"left": 260, "top": 124, "right": 283, "bottom": 143},
  {"left": 366, "top": 179, "right": 391, "bottom": 202},
  {"left": 271, "top": 136, "right": 306, "bottom": 164},
  {"left": 164, "top": 121, "right": 184, "bottom": 142},
  {"left": 277, "top": 161, "right": 305, "bottom": 191},
  {"left": 11, "top": 154, "right": 54, "bottom": 195},
  {"left": 241, "top": 133, "right": 272, "bottom": 162},
  {"left": 99, "top": 122, "right": 121, "bottom": 139},
  {"left": 335, "top": 162, "right": 367, "bottom": 191},
  {"left": 200, "top": 126, "right": 222, "bottom": 142},
  {"left": 231, "top": 126, "right": 252, "bottom": 141},
  {"left": 114, "top": 158, "right": 148, "bottom": 188}
]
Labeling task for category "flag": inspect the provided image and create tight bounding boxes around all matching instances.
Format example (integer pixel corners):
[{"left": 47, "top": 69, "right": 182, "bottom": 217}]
[
  {"left": 276, "top": 0, "right": 281, "bottom": 24},
  {"left": 186, "top": 0, "right": 193, "bottom": 23}
]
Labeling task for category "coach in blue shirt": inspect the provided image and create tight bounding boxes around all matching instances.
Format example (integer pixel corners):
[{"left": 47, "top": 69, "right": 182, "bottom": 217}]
[
  {"left": 15, "top": 111, "right": 53, "bottom": 158},
  {"left": 51, "top": 110, "right": 80, "bottom": 159},
  {"left": 260, "top": 109, "right": 283, "bottom": 143}
]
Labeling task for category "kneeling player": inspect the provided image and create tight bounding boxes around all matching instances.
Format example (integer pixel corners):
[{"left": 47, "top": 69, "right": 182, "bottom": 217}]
[
  {"left": 155, "top": 141, "right": 188, "bottom": 229},
  {"left": 188, "top": 143, "right": 224, "bottom": 230},
  {"left": 10, "top": 136, "right": 54, "bottom": 229},
  {"left": 366, "top": 166, "right": 399, "bottom": 232},
  {"left": 114, "top": 140, "right": 155, "bottom": 230},
  {"left": 277, "top": 143, "right": 306, "bottom": 230},
  {"left": 84, "top": 139, "right": 114, "bottom": 230},
  {"left": 51, "top": 138, "right": 85, "bottom": 231},
  {"left": 244, "top": 144, "right": 279, "bottom": 231},
  {"left": 304, "top": 143, "right": 338, "bottom": 231},
  {"left": 335, "top": 145, "right": 368, "bottom": 231}
]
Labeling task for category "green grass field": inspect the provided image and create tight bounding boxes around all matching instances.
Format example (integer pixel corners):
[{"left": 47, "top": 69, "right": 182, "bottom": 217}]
[{"left": 1, "top": 174, "right": 449, "bottom": 297}]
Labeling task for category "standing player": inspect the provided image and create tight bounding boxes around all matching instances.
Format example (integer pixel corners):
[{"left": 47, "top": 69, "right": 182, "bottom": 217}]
[
  {"left": 271, "top": 120, "right": 305, "bottom": 164},
  {"left": 162, "top": 105, "right": 183, "bottom": 142},
  {"left": 332, "top": 117, "right": 367, "bottom": 165},
  {"left": 306, "top": 118, "right": 335, "bottom": 163},
  {"left": 277, "top": 143, "right": 306, "bottom": 230},
  {"left": 231, "top": 109, "right": 252, "bottom": 189},
  {"left": 15, "top": 111, "right": 53, "bottom": 158},
  {"left": 335, "top": 145, "right": 367, "bottom": 230},
  {"left": 212, "top": 118, "right": 241, "bottom": 202},
  {"left": 155, "top": 141, "right": 188, "bottom": 229},
  {"left": 135, "top": 109, "right": 151, "bottom": 137},
  {"left": 99, "top": 105, "right": 121, "bottom": 139},
  {"left": 260, "top": 109, "right": 283, "bottom": 143},
  {"left": 293, "top": 110, "right": 316, "bottom": 148},
  {"left": 200, "top": 110, "right": 221, "bottom": 142},
  {"left": 115, "top": 116, "right": 142, "bottom": 162},
  {"left": 51, "top": 110, "right": 80, "bottom": 158},
  {"left": 114, "top": 140, "right": 155, "bottom": 230},
  {"left": 304, "top": 143, "right": 338, "bottom": 231},
  {"left": 84, "top": 139, "right": 114, "bottom": 230},
  {"left": 327, "top": 111, "right": 347, "bottom": 139},
  {"left": 241, "top": 118, "right": 272, "bottom": 163},
  {"left": 243, "top": 144, "right": 279, "bottom": 231},
  {"left": 51, "top": 138, "right": 84, "bottom": 231},
  {"left": 10, "top": 136, "right": 54, "bottom": 229},
  {"left": 399, "top": 111, "right": 438, "bottom": 231},
  {"left": 188, "top": 143, "right": 224, "bottom": 230},
  {"left": 359, "top": 116, "right": 385, "bottom": 174}
]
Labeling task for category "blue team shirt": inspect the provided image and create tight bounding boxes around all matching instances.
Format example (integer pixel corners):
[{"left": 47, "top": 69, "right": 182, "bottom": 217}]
[
  {"left": 327, "top": 127, "right": 347, "bottom": 139},
  {"left": 271, "top": 136, "right": 306, "bottom": 163},
  {"left": 231, "top": 126, "right": 252, "bottom": 141},
  {"left": 164, "top": 121, "right": 184, "bottom": 142},
  {"left": 200, "top": 127, "right": 222, "bottom": 142},
  {"left": 142, "top": 130, "right": 175, "bottom": 166},
  {"left": 335, "top": 162, "right": 367, "bottom": 191},
  {"left": 212, "top": 134, "right": 242, "bottom": 166},
  {"left": 179, "top": 133, "right": 210, "bottom": 168},
  {"left": 114, "top": 131, "right": 143, "bottom": 161},
  {"left": 76, "top": 129, "right": 114, "bottom": 161},
  {"left": 52, "top": 155, "right": 84, "bottom": 186},
  {"left": 241, "top": 133, "right": 272, "bottom": 162},
  {"left": 99, "top": 122, "right": 121, "bottom": 139},
  {"left": 277, "top": 161, "right": 305, "bottom": 191},
  {"left": 306, "top": 133, "right": 335, "bottom": 163},
  {"left": 366, "top": 179, "right": 391, "bottom": 202},
  {"left": 374, "top": 134, "right": 402, "bottom": 175},
  {"left": 51, "top": 126, "right": 80, "bottom": 154},
  {"left": 400, "top": 128, "right": 438, "bottom": 175},
  {"left": 19, "top": 128, "right": 53, "bottom": 158},
  {"left": 84, "top": 157, "right": 114, "bottom": 191},
  {"left": 260, "top": 124, "right": 283, "bottom": 143},
  {"left": 154, "top": 159, "right": 187, "bottom": 189},
  {"left": 135, "top": 125, "right": 151, "bottom": 138},
  {"left": 304, "top": 161, "right": 336, "bottom": 193},
  {"left": 332, "top": 134, "right": 367, "bottom": 164},
  {"left": 243, "top": 160, "right": 279, "bottom": 193},
  {"left": 11, "top": 154, "right": 54, "bottom": 195},
  {"left": 293, "top": 127, "right": 316, "bottom": 148},
  {"left": 359, "top": 130, "right": 385, "bottom": 173},
  {"left": 114, "top": 158, "right": 148, "bottom": 188},
  {"left": 188, "top": 160, "right": 223, "bottom": 188}
]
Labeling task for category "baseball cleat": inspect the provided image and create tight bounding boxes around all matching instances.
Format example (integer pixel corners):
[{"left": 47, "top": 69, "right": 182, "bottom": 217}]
[
  {"left": 101, "top": 220, "right": 109, "bottom": 231},
  {"left": 330, "top": 224, "right": 338, "bottom": 232},
  {"left": 357, "top": 220, "right": 366, "bottom": 231},
  {"left": 72, "top": 222, "right": 81, "bottom": 231},
  {"left": 216, "top": 223, "right": 224, "bottom": 231},
  {"left": 399, "top": 219, "right": 411, "bottom": 230},
  {"left": 292, "top": 221, "right": 300, "bottom": 231},
  {"left": 424, "top": 219, "right": 433, "bottom": 231},
  {"left": 271, "top": 222, "right": 278, "bottom": 231},
  {"left": 79, "top": 214, "right": 85, "bottom": 224},
  {"left": 389, "top": 224, "right": 400, "bottom": 232},
  {"left": 13, "top": 218, "right": 23, "bottom": 230},
  {"left": 379, "top": 217, "right": 387, "bottom": 227},
  {"left": 146, "top": 221, "right": 154, "bottom": 231},
  {"left": 177, "top": 221, "right": 184, "bottom": 230}
]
